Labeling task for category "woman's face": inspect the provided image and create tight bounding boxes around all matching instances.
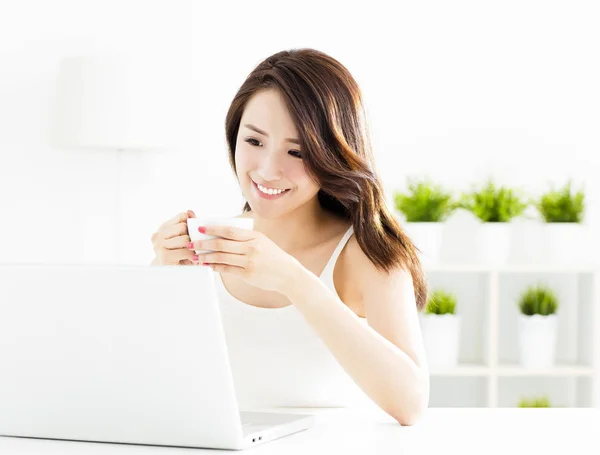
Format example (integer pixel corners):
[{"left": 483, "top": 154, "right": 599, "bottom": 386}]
[{"left": 235, "top": 89, "right": 320, "bottom": 217}]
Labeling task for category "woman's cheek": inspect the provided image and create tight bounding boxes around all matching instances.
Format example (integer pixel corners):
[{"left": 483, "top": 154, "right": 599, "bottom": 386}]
[
  {"left": 287, "top": 162, "right": 314, "bottom": 186},
  {"left": 235, "top": 146, "right": 254, "bottom": 171},
  {"left": 281, "top": 159, "right": 304, "bottom": 176}
]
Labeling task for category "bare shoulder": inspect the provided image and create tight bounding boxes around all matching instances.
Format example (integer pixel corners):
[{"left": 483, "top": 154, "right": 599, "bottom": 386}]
[{"left": 340, "top": 234, "right": 414, "bottom": 304}]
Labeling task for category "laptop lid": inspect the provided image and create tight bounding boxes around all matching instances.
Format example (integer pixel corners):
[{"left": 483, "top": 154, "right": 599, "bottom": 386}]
[{"left": 0, "top": 264, "right": 245, "bottom": 449}]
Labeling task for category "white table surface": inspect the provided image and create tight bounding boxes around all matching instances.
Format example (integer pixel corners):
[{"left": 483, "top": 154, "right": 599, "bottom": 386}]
[{"left": 1, "top": 407, "right": 599, "bottom": 454}]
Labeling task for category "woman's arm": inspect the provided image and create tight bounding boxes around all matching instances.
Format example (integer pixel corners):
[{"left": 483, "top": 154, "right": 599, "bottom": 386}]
[{"left": 283, "top": 239, "right": 430, "bottom": 425}]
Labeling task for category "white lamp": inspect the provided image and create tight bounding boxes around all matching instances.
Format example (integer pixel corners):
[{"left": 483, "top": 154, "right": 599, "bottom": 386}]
[{"left": 53, "top": 53, "right": 173, "bottom": 264}]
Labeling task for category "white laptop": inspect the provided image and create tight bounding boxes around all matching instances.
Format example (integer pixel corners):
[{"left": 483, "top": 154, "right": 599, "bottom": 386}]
[{"left": 0, "top": 263, "right": 314, "bottom": 450}]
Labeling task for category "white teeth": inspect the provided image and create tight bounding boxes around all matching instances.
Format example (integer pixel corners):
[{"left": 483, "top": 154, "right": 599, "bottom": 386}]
[{"left": 256, "top": 182, "right": 287, "bottom": 195}]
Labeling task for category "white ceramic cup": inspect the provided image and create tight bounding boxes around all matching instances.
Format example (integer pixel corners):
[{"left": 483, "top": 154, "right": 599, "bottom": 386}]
[{"left": 186, "top": 217, "right": 254, "bottom": 254}]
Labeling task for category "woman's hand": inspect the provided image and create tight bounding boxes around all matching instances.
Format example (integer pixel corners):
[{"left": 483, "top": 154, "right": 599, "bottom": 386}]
[
  {"left": 188, "top": 224, "right": 303, "bottom": 294},
  {"left": 151, "top": 210, "right": 198, "bottom": 265}
]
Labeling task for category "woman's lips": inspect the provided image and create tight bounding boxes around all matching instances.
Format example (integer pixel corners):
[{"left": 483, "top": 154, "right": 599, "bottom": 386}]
[{"left": 252, "top": 180, "right": 290, "bottom": 200}]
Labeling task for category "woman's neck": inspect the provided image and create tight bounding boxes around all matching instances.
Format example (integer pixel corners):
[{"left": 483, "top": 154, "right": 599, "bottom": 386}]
[{"left": 244, "top": 203, "right": 339, "bottom": 253}]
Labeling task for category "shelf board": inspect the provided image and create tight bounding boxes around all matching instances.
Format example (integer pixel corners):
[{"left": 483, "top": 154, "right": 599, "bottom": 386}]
[
  {"left": 424, "top": 264, "right": 598, "bottom": 274},
  {"left": 430, "top": 364, "right": 595, "bottom": 377},
  {"left": 430, "top": 365, "right": 490, "bottom": 376},
  {"left": 496, "top": 365, "right": 595, "bottom": 377}
]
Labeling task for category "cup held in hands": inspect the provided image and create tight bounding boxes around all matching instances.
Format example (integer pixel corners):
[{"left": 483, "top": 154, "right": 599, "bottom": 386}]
[{"left": 186, "top": 216, "right": 254, "bottom": 255}]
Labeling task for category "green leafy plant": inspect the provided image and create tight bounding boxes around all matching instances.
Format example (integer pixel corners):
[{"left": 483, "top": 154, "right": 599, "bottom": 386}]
[
  {"left": 518, "top": 395, "right": 551, "bottom": 407},
  {"left": 393, "top": 178, "right": 456, "bottom": 222},
  {"left": 536, "top": 180, "right": 585, "bottom": 223},
  {"left": 518, "top": 284, "right": 559, "bottom": 316},
  {"left": 458, "top": 180, "right": 528, "bottom": 222},
  {"left": 425, "top": 289, "right": 457, "bottom": 315}
]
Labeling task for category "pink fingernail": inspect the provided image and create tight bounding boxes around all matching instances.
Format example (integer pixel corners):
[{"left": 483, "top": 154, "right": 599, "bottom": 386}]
[
  {"left": 192, "top": 254, "right": 198, "bottom": 261},
  {"left": 187, "top": 242, "right": 194, "bottom": 249}
]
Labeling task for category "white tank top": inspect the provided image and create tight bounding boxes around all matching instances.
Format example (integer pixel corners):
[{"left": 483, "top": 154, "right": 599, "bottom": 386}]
[{"left": 212, "top": 225, "right": 377, "bottom": 411}]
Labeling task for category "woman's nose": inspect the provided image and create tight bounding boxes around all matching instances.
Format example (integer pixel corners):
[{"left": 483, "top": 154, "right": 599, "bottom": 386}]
[{"left": 257, "top": 153, "right": 284, "bottom": 181}]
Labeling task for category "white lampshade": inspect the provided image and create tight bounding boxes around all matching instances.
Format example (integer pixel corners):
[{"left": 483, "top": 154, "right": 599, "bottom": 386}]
[{"left": 53, "top": 53, "right": 173, "bottom": 151}]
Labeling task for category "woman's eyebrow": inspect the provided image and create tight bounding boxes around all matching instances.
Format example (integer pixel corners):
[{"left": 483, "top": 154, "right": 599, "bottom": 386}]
[{"left": 243, "top": 123, "right": 300, "bottom": 145}]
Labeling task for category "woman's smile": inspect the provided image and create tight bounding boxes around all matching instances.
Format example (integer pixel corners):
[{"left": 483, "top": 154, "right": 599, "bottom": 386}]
[{"left": 251, "top": 179, "right": 291, "bottom": 200}]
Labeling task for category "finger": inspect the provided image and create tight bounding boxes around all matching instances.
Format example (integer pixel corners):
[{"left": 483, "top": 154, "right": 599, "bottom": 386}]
[
  {"left": 208, "top": 263, "right": 244, "bottom": 276},
  {"left": 199, "top": 225, "right": 253, "bottom": 241},
  {"left": 159, "top": 211, "right": 192, "bottom": 231},
  {"left": 197, "top": 252, "right": 247, "bottom": 268},
  {"left": 191, "top": 237, "right": 246, "bottom": 255},
  {"left": 166, "top": 248, "right": 196, "bottom": 264},
  {"left": 162, "top": 222, "right": 189, "bottom": 240},
  {"left": 163, "top": 234, "right": 191, "bottom": 250}
]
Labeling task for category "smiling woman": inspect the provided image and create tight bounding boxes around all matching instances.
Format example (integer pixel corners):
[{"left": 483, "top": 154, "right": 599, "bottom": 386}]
[
  {"left": 152, "top": 48, "right": 430, "bottom": 425},
  {"left": 224, "top": 49, "right": 427, "bottom": 310},
  {"left": 219, "top": 49, "right": 429, "bottom": 424}
]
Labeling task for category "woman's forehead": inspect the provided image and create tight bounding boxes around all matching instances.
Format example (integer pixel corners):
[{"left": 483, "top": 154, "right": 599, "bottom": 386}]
[{"left": 242, "top": 90, "right": 299, "bottom": 137}]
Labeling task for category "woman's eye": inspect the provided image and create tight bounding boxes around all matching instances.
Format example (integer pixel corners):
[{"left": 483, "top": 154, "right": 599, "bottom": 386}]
[
  {"left": 245, "top": 138, "right": 261, "bottom": 146},
  {"left": 245, "top": 138, "right": 302, "bottom": 159}
]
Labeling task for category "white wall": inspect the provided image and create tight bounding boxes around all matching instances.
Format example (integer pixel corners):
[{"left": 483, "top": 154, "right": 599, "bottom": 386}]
[{"left": 1, "top": 0, "right": 598, "bottom": 266}]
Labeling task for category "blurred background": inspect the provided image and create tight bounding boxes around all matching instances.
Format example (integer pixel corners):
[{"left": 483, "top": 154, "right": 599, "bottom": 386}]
[{"left": 0, "top": 0, "right": 598, "bottom": 409}]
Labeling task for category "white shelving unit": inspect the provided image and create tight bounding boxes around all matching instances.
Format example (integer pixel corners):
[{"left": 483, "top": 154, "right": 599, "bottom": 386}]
[{"left": 423, "top": 264, "right": 600, "bottom": 408}]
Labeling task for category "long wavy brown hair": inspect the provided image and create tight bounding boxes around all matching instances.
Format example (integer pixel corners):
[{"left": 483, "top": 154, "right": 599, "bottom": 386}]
[{"left": 224, "top": 48, "right": 427, "bottom": 311}]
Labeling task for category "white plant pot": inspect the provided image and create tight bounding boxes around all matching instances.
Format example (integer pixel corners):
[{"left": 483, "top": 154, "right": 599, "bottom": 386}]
[
  {"left": 476, "top": 222, "right": 511, "bottom": 267},
  {"left": 419, "top": 314, "right": 461, "bottom": 368},
  {"left": 518, "top": 314, "right": 558, "bottom": 368},
  {"left": 541, "top": 223, "right": 586, "bottom": 267},
  {"left": 404, "top": 222, "right": 443, "bottom": 267},
  {"left": 509, "top": 219, "right": 544, "bottom": 265}
]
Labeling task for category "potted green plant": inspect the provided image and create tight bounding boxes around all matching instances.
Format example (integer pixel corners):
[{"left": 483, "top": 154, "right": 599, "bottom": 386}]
[
  {"left": 517, "top": 284, "right": 559, "bottom": 368},
  {"left": 518, "top": 395, "right": 551, "bottom": 407},
  {"left": 458, "top": 179, "right": 528, "bottom": 266},
  {"left": 393, "top": 177, "right": 456, "bottom": 266},
  {"left": 419, "top": 289, "right": 460, "bottom": 368},
  {"left": 534, "top": 180, "right": 586, "bottom": 266}
]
